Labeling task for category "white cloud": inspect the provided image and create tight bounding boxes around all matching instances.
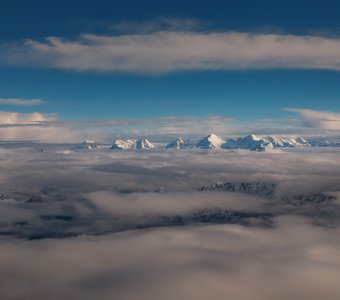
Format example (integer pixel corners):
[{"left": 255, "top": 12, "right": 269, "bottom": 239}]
[
  {"left": 0, "top": 141, "right": 340, "bottom": 299},
  {"left": 0, "top": 112, "right": 235, "bottom": 142},
  {"left": 0, "top": 111, "right": 80, "bottom": 142},
  {"left": 0, "top": 98, "right": 42, "bottom": 106},
  {"left": 2, "top": 29, "right": 340, "bottom": 73},
  {"left": 0, "top": 111, "right": 56, "bottom": 125},
  {"left": 0, "top": 107, "right": 339, "bottom": 143},
  {"left": 287, "top": 108, "right": 340, "bottom": 130},
  {"left": 0, "top": 126, "right": 79, "bottom": 142}
]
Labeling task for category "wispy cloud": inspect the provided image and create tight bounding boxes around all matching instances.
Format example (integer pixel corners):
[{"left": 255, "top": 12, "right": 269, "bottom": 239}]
[
  {"left": 0, "top": 111, "right": 74, "bottom": 142},
  {"left": 0, "top": 111, "right": 56, "bottom": 125},
  {"left": 0, "top": 107, "right": 339, "bottom": 142},
  {"left": 287, "top": 108, "right": 340, "bottom": 131},
  {"left": 0, "top": 98, "right": 43, "bottom": 106},
  {"left": 2, "top": 26, "right": 340, "bottom": 73}
]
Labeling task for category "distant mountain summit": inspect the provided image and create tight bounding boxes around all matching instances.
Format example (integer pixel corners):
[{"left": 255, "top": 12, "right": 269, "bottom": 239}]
[
  {"left": 199, "top": 181, "right": 336, "bottom": 205},
  {"left": 135, "top": 139, "right": 156, "bottom": 149},
  {"left": 107, "top": 134, "right": 337, "bottom": 151},
  {"left": 200, "top": 181, "right": 279, "bottom": 198},
  {"left": 112, "top": 139, "right": 156, "bottom": 150},
  {"left": 74, "top": 140, "right": 97, "bottom": 150},
  {"left": 166, "top": 137, "right": 188, "bottom": 149},
  {"left": 196, "top": 133, "right": 225, "bottom": 149},
  {"left": 223, "top": 135, "right": 311, "bottom": 151},
  {"left": 223, "top": 134, "right": 273, "bottom": 151},
  {"left": 266, "top": 136, "right": 310, "bottom": 148},
  {"left": 111, "top": 139, "right": 135, "bottom": 150}
]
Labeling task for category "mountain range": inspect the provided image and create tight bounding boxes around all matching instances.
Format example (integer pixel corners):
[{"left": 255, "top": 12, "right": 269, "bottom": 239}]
[
  {"left": 111, "top": 139, "right": 156, "bottom": 150},
  {"left": 73, "top": 134, "right": 337, "bottom": 151},
  {"left": 199, "top": 181, "right": 336, "bottom": 205}
]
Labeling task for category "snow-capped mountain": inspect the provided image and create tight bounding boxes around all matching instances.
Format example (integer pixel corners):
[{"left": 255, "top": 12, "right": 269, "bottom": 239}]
[
  {"left": 266, "top": 136, "right": 310, "bottom": 147},
  {"left": 306, "top": 138, "right": 332, "bottom": 147},
  {"left": 112, "top": 139, "right": 156, "bottom": 150},
  {"left": 223, "top": 135, "right": 311, "bottom": 151},
  {"left": 200, "top": 181, "right": 279, "bottom": 198},
  {"left": 166, "top": 137, "right": 189, "bottom": 149},
  {"left": 196, "top": 133, "right": 225, "bottom": 149},
  {"left": 105, "top": 134, "right": 340, "bottom": 151},
  {"left": 223, "top": 135, "right": 273, "bottom": 151},
  {"left": 111, "top": 139, "right": 136, "bottom": 150},
  {"left": 199, "top": 181, "right": 336, "bottom": 205},
  {"left": 74, "top": 140, "right": 97, "bottom": 150},
  {"left": 135, "top": 139, "right": 156, "bottom": 149}
]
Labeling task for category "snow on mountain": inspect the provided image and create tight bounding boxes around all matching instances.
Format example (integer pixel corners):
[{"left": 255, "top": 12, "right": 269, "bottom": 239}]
[
  {"left": 107, "top": 134, "right": 339, "bottom": 151},
  {"left": 199, "top": 181, "right": 336, "bottom": 205},
  {"left": 308, "top": 140, "right": 333, "bottom": 147},
  {"left": 135, "top": 139, "right": 156, "bottom": 149},
  {"left": 196, "top": 133, "right": 225, "bottom": 149},
  {"left": 111, "top": 139, "right": 136, "bottom": 150},
  {"left": 223, "top": 135, "right": 311, "bottom": 151},
  {"left": 74, "top": 140, "right": 97, "bottom": 150},
  {"left": 200, "top": 181, "right": 279, "bottom": 198},
  {"left": 266, "top": 136, "right": 310, "bottom": 148},
  {"left": 111, "top": 139, "right": 156, "bottom": 150},
  {"left": 223, "top": 134, "right": 273, "bottom": 151},
  {"left": 306, "top": 136, "right": 340, "bottom": 147},
  {"left": 166, "top": 137, "right": 188, "bottom": 149}
]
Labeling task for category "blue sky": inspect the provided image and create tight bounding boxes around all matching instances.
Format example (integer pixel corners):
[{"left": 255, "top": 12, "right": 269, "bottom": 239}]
[{"left": 0, "top": 0, "right": 340, "bottom": 141}]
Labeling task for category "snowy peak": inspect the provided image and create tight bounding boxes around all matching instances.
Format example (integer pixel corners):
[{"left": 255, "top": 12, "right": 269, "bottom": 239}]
[
  {"left": 223, "top": 135, "right": 272, "bottom": 151},
  {"left": 200, "top": 181, "right": 278, "bottom": 198},
  {"left": 166, "top": 137, "right": 189, "bottom": 149},
  {"left": 135, "top": 139, "right": 156, "bottom": 149},
  {"left": 244, "top": 134, "right": 261, "bottom": 141},
  {"left": 266, "top": 136, "right": 310, "bottom": 148},
  {"left": 223, "top": 135, "right": 311, "bottom": 151},
  {"left": 196, "top": 133, "right": 225, "bottom": 149},
  {"left": 108, "top": 134, "right": 336, "bottom": 151},
  {"left": 199, "top": 181, "right": 336, "bottom": 205},
  {"left": 111, "top": 139, "right": 156, "bottom": 150},
  {"left": 74, "top": 140, "right": 97, "bottom": 150},
  {"left": 238, "top": 135, "right": 273, "bottom": 151},
  {"left": 111, "top": 139, "right": 136, "bottom": 150}
]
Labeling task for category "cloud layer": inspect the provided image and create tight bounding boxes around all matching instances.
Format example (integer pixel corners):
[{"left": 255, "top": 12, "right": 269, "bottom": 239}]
[
  {"left": 0, "top": 109, "right": 339, "bottom": 142},
  {"left": 0, "top": 145, "right": 340, "bottom": 299},
  {"left": 0, "top": 111, "right": 56, "bottom": 125},
  {"left": 0, "top": 98, "right": 43, "bottom": 106},
  {"left": 1, "top": 217, "right": 340, "bottom": 300},
  {"left": 1, "top": 30, "right": 340, "bottom": 73},
  {"left": 287, "top": 108, "right": 340, "bottom": 130}
]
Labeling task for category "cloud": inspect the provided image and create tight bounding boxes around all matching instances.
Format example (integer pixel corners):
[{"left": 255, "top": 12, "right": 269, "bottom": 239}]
[
  {"left": 0, "top": 110, "right": 336, "bottom": 143},
  {"left": 0, "top": 98, "right": 43, "bottom": 106},
  {"left": 0, "top": 144, "right": 340, "bottom": 299},
  {"left": 0, "top": 111, "right": 57, "bottom": 125},
  {"left": 0, "top": 113, "right": 237, "bottom": 142},
  {"left": 2, "top": 29, "right": 340, "bottom": 73},
  {"left": 287, "top": 108, "right": 340, "bottom": 130},
  {"left": 0, "top": 111, "right": 81, "bottom": 142},
  {"left": 0, "top": 125, "right": 80, "bottom": 142},
  {"left": 0, "top": 111, "right": 56, "bottom": 125},
  {"left": 0, "top": 218, "right": 340, "bottom": 300}
]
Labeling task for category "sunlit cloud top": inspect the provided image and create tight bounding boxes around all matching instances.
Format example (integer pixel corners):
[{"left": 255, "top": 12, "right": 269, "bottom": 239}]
[{"left": 2, "top": 30, "right": 340, "bottom": 74}]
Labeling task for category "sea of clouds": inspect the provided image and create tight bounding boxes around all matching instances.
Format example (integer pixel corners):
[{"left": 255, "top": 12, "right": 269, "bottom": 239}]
[{"left": 1, "top": 144, "right": 340, "bottom": 299}]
